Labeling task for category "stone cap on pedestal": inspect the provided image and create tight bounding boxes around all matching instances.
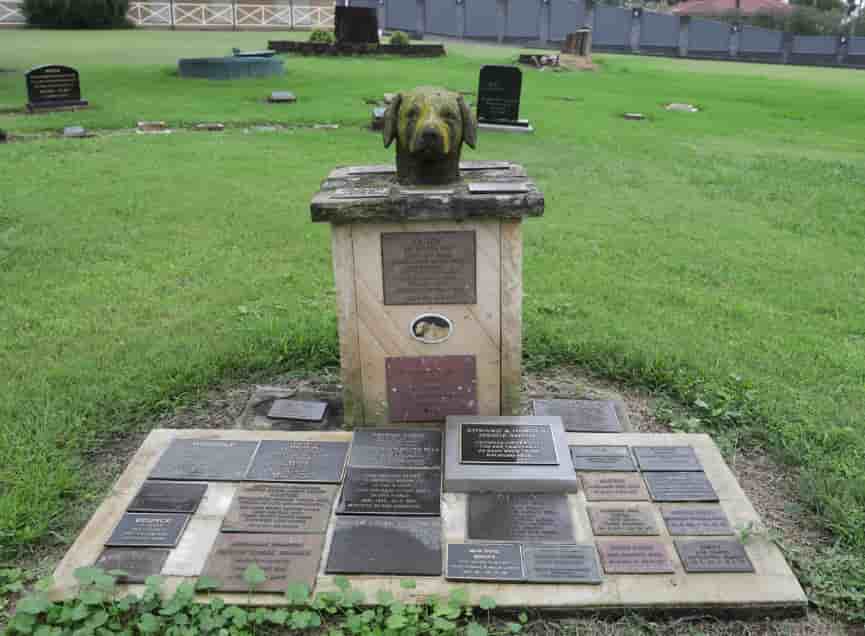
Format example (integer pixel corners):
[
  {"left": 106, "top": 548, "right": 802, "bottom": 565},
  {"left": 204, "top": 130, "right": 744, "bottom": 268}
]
[{"left": 310, "top": 161, "right": 544, "bottom": 224}]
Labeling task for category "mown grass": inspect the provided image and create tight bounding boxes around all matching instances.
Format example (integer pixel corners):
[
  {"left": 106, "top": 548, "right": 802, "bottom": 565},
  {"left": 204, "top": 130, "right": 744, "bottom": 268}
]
[{"left": 1, "top": 30, "right": 864, "bottom": 618}]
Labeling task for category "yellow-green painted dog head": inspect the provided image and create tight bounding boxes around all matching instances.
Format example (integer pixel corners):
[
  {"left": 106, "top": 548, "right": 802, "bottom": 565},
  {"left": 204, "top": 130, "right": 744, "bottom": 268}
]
[{"left": 383, "top": 86, "right": 477, "bottom": 185}]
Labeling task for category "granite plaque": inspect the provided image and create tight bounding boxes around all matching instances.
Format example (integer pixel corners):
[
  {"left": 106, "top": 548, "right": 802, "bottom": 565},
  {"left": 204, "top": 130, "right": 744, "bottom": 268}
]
[
  {"left": 644, "top": 472, "right": 719, "bottom": 502},
  {"left": 633, "top": 446, "right": 702, "bottom": 472},
  {"left": 532, "top": 399, "right": 623, "bottom": 433},
  {"left": 149, "top": 439, "right": 258, "bottom": 481},
  {"left": 338, "top": 468, "right": 441, "bottom": 516},
  {"left": 106, "top": 513, "right": 190, "bottom": 548},
  {"left": 662, "top": 506, "right": 733, "bottom": 536},
  {"left": 522, "top": 544, "right": 602, "bottom": 584},
  {"left": 477, "top": 65, "right": 522, "bottom": 124},
  {"left": 349, "top": 429, "right": 442, "bottom": 468},
  {"left": 25, "top": 65, "right": 88, "bottom": 111},
  {"left": 267, "top": 399, "right": 328, "bottom": 422},
  {"left": 222, "top": 484, "right": 337, "bottom": 533},
  {"left": 468, "top": 494, "right": 574, "bottom": 543},
  {"left": 569, "top": 446, "right": 636, "bottom": 472},
  {"left": 460, "top": 160, "right": 511, "bottom": 171},
  {"left": 445, "top": 543, "right": 524, "bottom": 581},
  {"left": 128, "top": 482, "right": 207, "bottom": 513},
  {"left": 460, "top": 423, "right": 558, "bottom": 465},
  {"left": 245, "top": 440, "right": 349, "bottom": 483},
  {"left": 468, "top": 182, "right": 531, "bottom": 194},
  {"left": 580, "top": 473, "right": 649, "bottom": 501},
  {"left": 675, "top": 539, "right": 754, "bottom": 573},
  {"left": 201, "top": 533, "right": 325, "bottom": 592},
  {"left": 596, "top": 540, "right": 675, "bottom": 574},
  {"left": 331, "top": 187, "right": 390, "bottom": 199},
  {"left": 381, "top": 231, "right": 476, "bottom": 305},
  {"left": 588, "top": 505, "right": 658, "bottom": 536},
  {"left": 325, "top": 516, "right": 442, "bottom": 576},
  {"left": 94, "top": 548, "right": 170, "bottom": 583},
  {"left": 345, "top": 164, "right": 395, "bottom": 175},
  {"left": 386, "top": 356, "right": 478, "bottom": 422}
]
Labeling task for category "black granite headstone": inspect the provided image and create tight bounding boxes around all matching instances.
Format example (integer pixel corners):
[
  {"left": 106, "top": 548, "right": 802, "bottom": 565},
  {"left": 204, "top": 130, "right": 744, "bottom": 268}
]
[
  {"left": 522, "top": 544, "right": 603, "bottom": 584},
  {"left": 446, "top": 543, "right": 524, "bottom": 581},
  {"left": 468, "top": 493, "right": 574, "bottom": 543},
  {"left": 337, "top": 468, "right": 441, "bottom": 516},
  {"left": 26, "top": 65, "right": 88, "bottom": 111},
  {"left": 334, "top": 6, "right": 380, "bottom": 45},
  {"left": 477, "top": 65, "right": 523, "bottom": 125}
]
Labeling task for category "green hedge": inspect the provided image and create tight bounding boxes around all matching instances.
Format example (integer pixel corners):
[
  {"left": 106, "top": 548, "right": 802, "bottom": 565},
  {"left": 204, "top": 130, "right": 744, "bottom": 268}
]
[{"left": 23, "top": 0, "right": 132, "bottom": 29}]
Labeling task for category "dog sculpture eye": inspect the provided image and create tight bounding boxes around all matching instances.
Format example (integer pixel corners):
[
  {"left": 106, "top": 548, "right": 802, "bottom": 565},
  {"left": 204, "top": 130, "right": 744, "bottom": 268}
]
[{"left": 406, "top": 105, "right": 421, "bottom": 119}]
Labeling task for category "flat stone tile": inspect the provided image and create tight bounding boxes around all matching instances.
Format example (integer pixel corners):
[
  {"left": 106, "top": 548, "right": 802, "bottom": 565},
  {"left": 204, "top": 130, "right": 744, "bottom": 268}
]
[
  {"left": 161, "top": 517, "right": 221, "bottom": 577},
  {"left": 522, "top": 544, "right": 603, "bottom": 584},
  {"left": 588, "top": 505, "right": 658, "bottom": 536},
  {"left": 596, "top": 540, "right": 675, "bottom": 574},
  {"left": 267, "top": 399, "right": 327, "bottom": 422},
  {"left": 532, "top": 399, "right": 623, "bottom": 433},
  {"left": 349, "top": 429, "right": 442, "bottom": 468},
  {"left": 149, "top": 439, "right": 258, "bottom": 481},
  {"left": 644, "top": 472, "right": 719, "bottom": 503},
  {"left": 446, "top": 543, "right": 524, "bottom": 581},
  {"left": 245, "top": 440, "right": 348, "bottom": 483},
  {"left": 105, "top": 513, "right": 190, "bottom": 548},
  {"left": 94, "top": 548, "right": 169, "bottom": 583},
  {"left": 569, "top": 446, "right": 636, "bottom": 472},
  {"left": 468, "top": 493, "right": 574, "bottom": 543},
  {"left": 633, "top": 446, "right": 702, "bottom": 472},
  {"left": 675, "top": 539, "right": 755, "bottom": 573},
  {"left": 197, "top": 483, "right": 236, "bottom": 518},
  {"left": 581, "top": 473, "right": 649, "bottom": 501},
  {"left": 661, "top": 505, "right": 733, "bottom": 536},
  {"left": 338, "top": 468, "right": 441, "bottom": 516},
  {"left": 223, "top": 483, "right": 337, "bottom": 533},
  {"left": 128, "top": 482, "right": 207, "bottom": 514}
]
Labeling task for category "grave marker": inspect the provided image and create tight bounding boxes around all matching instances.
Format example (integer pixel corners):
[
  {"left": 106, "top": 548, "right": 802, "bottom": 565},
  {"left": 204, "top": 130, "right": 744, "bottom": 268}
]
[
  {"left": 596, "top": 540, "right": 675, "bottom": 574},
  {"left": 580, "top": 472, "right": 649, "bottom": 501},
  {"left": 267, "top": 399, "right": 328, "bottom": 422},
  {"left": 26, "top": 65, "right": 88, "bottom": 112},
  {"left": 633, "top": 446, "right": 702, "bottom": 472},
  {"left": 477, "top": 65, "right": 529, "bottom": 129},
  {"left": 105, "top": 513, "right": 189, "bottom": 548},
  {"left": 522, "top": 544, "right": 603, "bottom": 584},
  {"left": 644, "top": 472, "right": 719, "bottom": 502},
  {"left": 661, "top": 506, "right": 733, "bottom": 536},
  {"left": 128, "top": 482, "right": 207, "bottom": 514},
  {"left": 386, "top": 356, "right": 478, "bottom": 423},
  {"left": 588, "top": 505, "right": 658, "bottom": 536},
  {"left": 338, "top": 468, "right": 441, "bottom": 515},
  {"left": 570, "top": 446, "right": 636, "bottom": 471},
  {"left": 245, "top": 440, "right": 349, "bottom": 483},
  {"left": 94, "top": 548, "right": 170, "bottom": 583},
  {"left": 222, "top": 484, "right": 337, "bottom": 533},
  {"left": 326, "top": 516, "right": 442, "bottom": 575},
  {"left": 149, "top": 439, "right": 258, "bottom": 481},
  {"left": 460, "top": 422, "right": 558, "bottom": 465},
  {"left": 675, "top": 539, "right": 754, "bottom": 573},
  {"left": 468, "top": 493, "right": 574, "bottom": 542},
  {"left": 533, "top": 399, "right": 624, "bottom": 433},
  {"left": 446, "top": 543, "right": 524, "bottom": 581},
  {"left": 349, "top": 429, "right": 442, "bottom": 468}
]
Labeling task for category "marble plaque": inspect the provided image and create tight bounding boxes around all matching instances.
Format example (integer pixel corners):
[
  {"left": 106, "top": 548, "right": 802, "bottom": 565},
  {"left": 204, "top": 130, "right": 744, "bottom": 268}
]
[
  {"left": 588, "top": 505, "right": 658, "bottom": 536},
  {"left": 468, "top": 493, "right": 574, "bottom": 543},
  {"left": 128, "top": 482, "right": 207, "bottom": 513},
  {"left": 468, "top": 182, "right": 530, "bottom": 194},
  {"left": 675, "top": 539, "right": 755, "bottom": 573},
  {"left": 581, "top": 473, "right": 649, "bottom": 501},
  {"left": 633, "top": 446, "right": 702, "bottom": 472},
  {"left": 105, "top": 513, "right": 189, "bottom": 548},
  {"left": 338, "top": 468, "right": 441, "bottom": 516},
  {"left": 349, "top": 429, "right": 442, "bottom": 468},
  {"left": 522, "top": 544, "right": 602, "bottom": 584},
  {"left": 386, "top": 356, "right": 478, "bottom": 422},
  {"left": 644, "top": 472, "right": 719, "bottom": 502},
  {"left": 460, "top": 423, "right": 558, "bottom": 465},
  {"left": 532, "top": 399, "right": 623, "bottom": 433},
  {"left": 569, "top": 446, "right": 636, "bottom": 472},
  {"left": 596, "top": 540, "right": 675, "bottom": 574},
  {"left": 201, "top": 533, "right": 325, "bottom": 592},
  {"left": 445, "top": 543, "right": 524, "bottom": 582},
  {"left": 94, "top": 548, "right": 169, "bottom": 583},
  {"left": 661, "top": 506, "right": 733, "bottom": 536},
  {"left": 325, "top": 516, "right": 442, "bottom": 576},
  {"left": 222, "top": 484, "right": 337, "bottom": 533},
  {"left": 267, "top": 399, "right": 328, "bottom": 422},
  {"left": 245, "top": 440, "right": 349, "bottom": 483},
  {"left": 149, "top": 439, "right": 258, "bottom": 481}
]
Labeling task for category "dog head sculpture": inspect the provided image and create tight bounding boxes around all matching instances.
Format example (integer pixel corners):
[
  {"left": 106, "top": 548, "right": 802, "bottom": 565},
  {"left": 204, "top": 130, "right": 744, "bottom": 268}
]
[{"left": 383, "top": 86, "right": 477, "bottom": 186}]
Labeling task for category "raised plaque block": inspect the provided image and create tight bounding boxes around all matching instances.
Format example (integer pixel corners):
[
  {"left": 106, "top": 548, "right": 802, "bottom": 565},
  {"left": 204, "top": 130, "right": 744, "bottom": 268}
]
[
  {"left": 580, "top": 473, "right": 649, "bottom": 501},
  {"left": 468, "top": 493, "right": 574, "bottom": 542},
  {"left": 94, "top": 548, "right": 169, "bottom": 583},
  {"left": 386, "top": 356, "right": 478, "bottom": 423},
  {"left": 105, "top": 513, "right": 189, "bottom": 548},
  {"left": 349, "top": 429, "right": 442, "bottom": 468},
  {"left": 675, "top": 539, "right": 754, "bottom": 573},
  {"left": 128, "top": 482, "right": 207, "bottom": 513},
  {"left": 468, "top": 182, "right": 530, "bottom": 194},
  {"left": 532, "top": 399, "right": 623, "bottom": 433},
  {"left": 662, "top": 506, "right": 733, "bottom": 536},
  {"left": 644, "top": 472, "right": 719, "bottom": 502},
  {"left": 460, "top": 423, "right": 558, "bottom": 465},
  {"left": 588, "top": 505, "right": 658, "bottom": 536},
  {"left": 633, "top": 447, "right": 702, "bottom": 472},
  {"left": 222, "top": 484, "right": 337, "bottom": 533},
  {"left": 149, "top": 439, "right": 258, "bottom": 481},
  {"left": 446, "top": 543, "right": 524, "bottom": 581},
  {"left": 522, "top": 544, "right": 602, "bottom": 584},
  {"left": 267, "top": 399, "right": 328, "bottom": 422},
  {"left": 338, "top": 468, "right": 441, "bottom": 516},
  {"left": 596, "top": 540, "right": 675, "bottom": 574},
  {"left": 570, "top": 446, "right": 636, "bottom": 472},
  {"left": 331, "top": 187, "right": 390, "bottom": 199},
  {"left": 245, "top": 440, "right": 349, "bottom": 483}
]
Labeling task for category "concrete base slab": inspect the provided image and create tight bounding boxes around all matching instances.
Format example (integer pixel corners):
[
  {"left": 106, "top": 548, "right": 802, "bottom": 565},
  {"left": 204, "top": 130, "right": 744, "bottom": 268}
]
[{"left": 479, "top": 121, "right": 535, "bottom": 134}]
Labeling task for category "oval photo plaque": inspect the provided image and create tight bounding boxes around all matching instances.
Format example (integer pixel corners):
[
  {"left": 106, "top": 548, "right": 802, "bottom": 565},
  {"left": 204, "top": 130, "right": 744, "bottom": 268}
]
[{"left": 410, "top": 314, "right": 453, "bottom": 344}]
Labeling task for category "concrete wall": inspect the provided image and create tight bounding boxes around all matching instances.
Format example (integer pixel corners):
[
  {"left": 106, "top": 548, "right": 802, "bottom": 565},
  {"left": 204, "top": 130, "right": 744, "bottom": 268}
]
[
  {"left": 739, "top": 25, "right": 783, "bottom": 54},
  {"left": 426, "top": 0, "right": 459, "bottom": 37},
  {"left": 550, "top": 0, "right": 584, "bottom": 41},
  {"left": 387, "top": 0, "right": 416, "bottom": 32},
  {"left": 688, "top": 18, "right": 730, "bottom": 53},
  {"left": 593, "top": 6, "right": 631, "bottom": 49},
  {"left": 464, "top": 0, "right": 498, "bottom": 39},
  {"left": 640, "top": 11, "right": 679, "bottom": 51}
]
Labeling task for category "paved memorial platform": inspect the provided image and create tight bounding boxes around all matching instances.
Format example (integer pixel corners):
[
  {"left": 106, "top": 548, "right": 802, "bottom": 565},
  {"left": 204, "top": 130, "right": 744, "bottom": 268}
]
[{"left": 51, "top": 428, "right": 806, "bottom": 616}]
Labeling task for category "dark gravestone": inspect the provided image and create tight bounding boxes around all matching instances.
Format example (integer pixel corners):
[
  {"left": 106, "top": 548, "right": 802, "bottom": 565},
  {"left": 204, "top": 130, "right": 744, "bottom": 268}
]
[
  {"left": 128, "top": 482, "right": 207, "bottom": 514},
  {"left": 446, "top": 543, "right": 524, "bottom": 581},
  {"left": 149, "top": 439, "right": 258, "bottom": 481},
  {"left": 468, "top": 493, "right": 574, "bottom": 543},
  {"left": 522, "top": 544, "right": 602, "bottom": 584},
  {"left": 267, "top": 399, "right": 327, "bottom": 422},
  {"left": 94, "top": 548, "right": 170, "bottom": 583},
  {"left": 644, "top": 472, "right": 719, "bottom": 502},
  {"left": 222, "top": 483, "right": 337, "bottom": 533},
  {"left": 105, "top": 513, "right": 189, "bottom": 548},
  {"left": 596, "top": 540, "right": 675, "bottom": 574},
  {"left": 386, "top": 356, "right": 478, "bottom": 422},
  {"left": 26, "top": 65, "right": 88, "bottom": 112},
  {"left": 533, "top": 399, "right": 623, "bottom": 433},
  {"left": 349, "top": 429, "right": 442, "bottom": 468},
  {"left": 201, "top": 533, "right": 325, "bottom": 592},
  {"left": 325, "top": 516, "right": 442, "bottom": 576},
  {"left": 477, "top": 65, "right": 523, "bottom": 125},
  {"left": 570, "top": 446, "right": 636, "bottom": 472},
  {"left": 334, "top": 6, "right": 380, "bottom": 45},
  {"left": 580, "top": 473, "right": 649, "bottom": 501},
  {"left": 661, "top": 506, "right": 733, "bottom": 536},
  {"left": 338, "top": 468, "right": 441, "bottom": 515},
  {"left": 633, "top": 446, "right": 702, "bottom": 472},
  {"left": 245, "top": 440, "right": 349, "bottom": 483},
  {"left": 588, "top": 505, "right": 658, "bottom": 536},
  {"left": 675, "top": 539, "right": 755, "bottom": 573},
  {"left": 460, "top": 423, "right": 559, "bottom": 465}
]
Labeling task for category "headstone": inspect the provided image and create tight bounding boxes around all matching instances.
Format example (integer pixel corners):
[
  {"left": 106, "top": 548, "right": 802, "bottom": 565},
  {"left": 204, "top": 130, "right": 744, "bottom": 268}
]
[
  {"left": 476, "top": 65, "right": 526, "bottom": 127},
  {"left": 25, "top": 65, "right": 88, "bottom": 112},
  {"left": 149, "top": 439, "right": 258, "bottom": 481},
  {"left": 533, "top": 399, "right": 624, "bottom": 433},
  {"left": 267, "top": 399, "right": 328, "bottom": 422},
  {"left": 588, "top": 505, "right": 658, "bottom": 536},
  {"left": 522, "top": 544, "right": 603, "bottom": 584},
  {"left": 386, "top": 356, "right": 478, "bottom": 423},
  {"left": 580, "top": 472, "right": 649, "bottom": 501},
  {"left": 325, "top": 516, "right": 442, "bottom": 575},
  {"left": 128, "top": 482, "right": 208, "bottom": 514},
  {"left": 245, "top": 440, "right": 349, "bottom": 483},
  {"left": 633, "top": 446, "right": 702, "bottom": 472},
  {"left": 468, "top": 493, "right": 574, "bottom": 542},
  {"left": 445, "top": 543, "right": 524, "bottom": 581},
  {"left": 349, "top": 429, "right": 442, "bottom": 468},
  {"left": 334, "top": 6, "right": 380, "bottom": 45},
  {"left": 105, "top": 512, "right": 189, "bottom": 548},
  {"left": 675, "top": 539, "right": 754, "bottom": 573},
  {"left": 661, "top": 505, "right": 733, "bottom": 536},
  {"left": 460, "top": 422, "right": 559, "bottom": 465},
  {"left": 569, "top": 446, "right": 636, "bottom": 471},
  {"left": 94, "top": 548, "right": 170, "bottom": 583},
  {"left": 643, "top": 472, "right": 719, "bottom": 502},
  {"left": 596, "top": 540, "right": 675, "bottom": 574},
  {"left": 269, "top": 91, "right": 297, "bottom": 103},
  {"left": 337, "top": 468, "right": 441, "bottom": 515},
  {"left": 222, "top": 483, "right": 337, "bottom": 533}
]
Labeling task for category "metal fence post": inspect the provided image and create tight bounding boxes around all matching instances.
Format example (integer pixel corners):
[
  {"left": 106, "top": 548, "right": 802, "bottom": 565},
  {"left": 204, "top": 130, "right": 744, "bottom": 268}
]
[
  {"left": 629, "top": 7, "right": 642, "bottom": 54},
  {"left": 729, "top": 22, "right": 740, "bottom": 58},
  {"left": 456, "top": 0, "right": 465, "bottom": 39},
  {"left": 496, "top": 0, "right": 507, "bottom": 43},
  {"left": 539, "top": 0, "right": 549, "bottom": 46},
  {"left": 678, "top": 15, "right": 690, "bottom": 57},
  {"left": 232, "top": 0, "right": 237, "bottom": 31},
  {"left": 170, "top": 0, "right": 175, "bottom": 29}
]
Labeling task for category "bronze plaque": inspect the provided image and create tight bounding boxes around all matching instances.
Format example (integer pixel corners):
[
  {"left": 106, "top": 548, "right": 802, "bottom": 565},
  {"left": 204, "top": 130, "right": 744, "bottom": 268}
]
[
  {"left": 468, "top": 493, "right": 574, "bottom": 542},
  {"left": 222, "top": 484, "right": 337, "bottom": 533},
  {"left": 644, "top": 472, "right": 719, "bottom": 502},
  {"left": 661, "top": 505, "right": 733, "bottom": 536},
  {"left": 522, "top": 544, "right": 602, "bottom": 584},
  {"left": 386, "top": 355, "right": 477, "bottom": 422},
  {"left": 588, "top": 505, "right": 658, "bottom": 536},
  {"left": 581, "top": 473, "right": 649, "bottom": 501},
  {"left": 596, "top": 540, "right": 675, "bottom": 574},
  {"left": 381, "top": 231, "right": 476, "bottom": 305},
  {"left": 675, "top": 539, "right": 755, "bottom": 573}
]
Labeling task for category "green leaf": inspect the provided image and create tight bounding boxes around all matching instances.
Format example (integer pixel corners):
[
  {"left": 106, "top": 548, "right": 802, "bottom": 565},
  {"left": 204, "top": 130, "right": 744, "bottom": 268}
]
[
  {"left": 376, "top": 589, "right": 395, "bottom": 605},
  {"left": 242, "top": 564, "right": 267, "bottom": 588},
  {"left": 478, "top": 596, "right": 496, "bottom": 610},
  {"left": 466, "top": 622, "right": 488, "bottom": 636},
  {"left": 333, "top": 575, "right": 351, "bottom": 591},
  {"left": 79, "top": 589, "right": 104, "bottom": 605},
  {"left": 15, "top": 594, "right": 51, "bottom": 615},
  {"left": 269, "top": 609, "right": 288, "bottom": 625},
  {"left": 518, "top": 611, "right": 529, "bottom": 624},
  {"left": 284, "top": 582, "right": 310, "bottom": 604},
  {"left": 386, "top": 614, "right": 407, "bottom": 630},
  {"left": 34, "top": 577, "right": 55, "bottom": 593},
  {"left": 72, "top": 567, "right": 102, "bottom": 586},
  {"left": 195, "top": 576, "right": 221, "bottom": 592},
  {"left": 508, "top": 623, "right": 523, "bottom": 633},
  {"left": 137, "top": 613, "right": 161, "bottom": 634},
  {"left": 144, "top": 575, "right": 165, "bottom": 590},
  {"left": 448, "top": 588, "right": 468, "bottom": 606},
  {"left": 399, "top": 578, "right": 417, "bottom": 590}
]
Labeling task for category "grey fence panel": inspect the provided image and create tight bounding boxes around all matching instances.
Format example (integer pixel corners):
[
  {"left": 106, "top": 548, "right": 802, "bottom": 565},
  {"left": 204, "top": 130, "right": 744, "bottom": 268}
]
[
  {"left": 640, "top": 11, "right": 679, "bottom": 49},
  {"left": 507, "top": 0, "right": 539, "bottom": 38},
  {"left": 792, "top": 35, "right": 836, "bottom": 54},
  {"left": 386, "top": 0, "right": 417, "bottom": 31},
  {"left": 465, "top": 0, "right": 498, "bottom": 38},
  {"left": 688, "top": 18, "right": 730, "bottom": 52},
  {"left": 850, "top": 36, "right": 865, "bottom": 54},
  {"left": 593, "top": 6, "right": 630, "bottom": 48},
  {"left": 550, "top": 0, "right": 584, "bottom": 41},
  {"left": 739, "top": 25, "right": 783, "bottom": 53},
  {"left": 427, "top": 0, "right": 459, "bottom": 36}
]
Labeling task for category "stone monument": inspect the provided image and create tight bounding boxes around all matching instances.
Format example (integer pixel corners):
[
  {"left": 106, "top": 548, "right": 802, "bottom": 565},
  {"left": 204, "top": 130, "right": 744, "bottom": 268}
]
[
  {"left": 26, "top": 65, "right": 89, "bottom": 112},
  {"left": 476, "top": 66, "right": 533, "bottom": 133}
]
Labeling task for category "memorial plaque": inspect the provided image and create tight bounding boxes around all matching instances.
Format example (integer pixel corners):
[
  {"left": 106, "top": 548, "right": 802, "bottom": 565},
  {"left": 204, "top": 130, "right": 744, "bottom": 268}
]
[
  {"left": 662, "top": 506, "right": 733, "bottom": 536},
  {"left": 460, "top": 423, "right": 558, "bottom": 465},
  {"left": 267, "top": 399, "right": 328, "bottom": 422},
  {"left": 460, "top": 160, "right": 511, "bottom": 171},
  {"left": 325, "top": 516, "right": 442, "bottom": 575},
  {"left": 149, "top": 439, "right": 258, "bottom": 481},
  {"left": 94, "top": 548, "right": 170, "bottom": 583},
  {"left": 338, "top": 468, "right": 441, "bottom": 516},
  {"left": 675, "top": 539, "right": 754, "bottom": 573},
  {"left": 386, "top": 356, "right": 478, "bottom": 423},
  {"left": 588, "top": 505, "right": 658, "bottom": 536},
  {"left": 569, "top": 446, "right": 636, "bottom": 472},
  {"left": 331, "top": 187, "right": 390, "bottom": 199},
  {"left": 468, "top": 182, "right": 531, "bottom": 194},
  {"left": 381, "top": 231, "right": 476, "bottom": 305},
  {"left": 201, "top": 533, "right": 325, "bottom": 592},
  {"left": 105, "top": 512, "right": 190, "bottom": 548},
  {"left": 349, "top": 429, "right": 442, "bottom": 468},
  {"left": 580, "top": 473, "right": 649, "bottom": 501},
  {"left": 25, "top": 65, "right": 88, "bottom": 111},
  {"left": 468, "top": 494, "right": 574, "bottom": 542},
  {"left": 532, "top": 399, "right": 623, "bottom": 433},
  {"left": 345, "top": 164, "right": 395, "bottom": 175},
  {"left": 222, "top": 483, "right": 337, "bottom": 533},
  {"left": 128, "top": 481, "right": 207, "bottom": 514},
  {"left": 596, "top": 540, "right": 675, "bottom": 574},
  {"left": 477, "top": 65, "right": 522, "bottom": 124},
  {"left": 644, "top": 472, "right": 719, "bottom": 502},
  {"left": 522, "top": 544, "right": 602, "bottom": 584},
  {"left": 445, "top": 543, "right": 524, "bottom": 581},
  {"left": 245, "top": 440, "right": 349, "bottom": 483},
  {"left": 633, "top": 446, "right": 702, "bottom": 472}
]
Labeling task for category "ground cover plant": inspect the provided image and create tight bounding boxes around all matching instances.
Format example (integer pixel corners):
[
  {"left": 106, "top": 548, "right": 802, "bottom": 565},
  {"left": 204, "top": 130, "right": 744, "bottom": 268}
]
[{"left": 1, "top": 30, "right": 864, "bottom": 623}]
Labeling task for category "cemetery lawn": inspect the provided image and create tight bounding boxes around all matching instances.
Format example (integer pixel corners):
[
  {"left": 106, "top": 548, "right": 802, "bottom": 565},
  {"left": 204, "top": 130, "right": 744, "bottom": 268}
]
[{"left": 1, "top": 31, "right": 865, "bottom": 617}]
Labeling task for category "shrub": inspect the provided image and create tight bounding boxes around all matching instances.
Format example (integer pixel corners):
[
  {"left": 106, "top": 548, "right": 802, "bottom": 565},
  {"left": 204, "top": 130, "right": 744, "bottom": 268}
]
[
  {"left": 309, "top": 29, "right": 334, "bottom": 44},
  {"left": 23, "top": 0, "right": 132, "bottom": 28},
  {"left": 389, "top": 30, "right": 411, "bottom": 47}
]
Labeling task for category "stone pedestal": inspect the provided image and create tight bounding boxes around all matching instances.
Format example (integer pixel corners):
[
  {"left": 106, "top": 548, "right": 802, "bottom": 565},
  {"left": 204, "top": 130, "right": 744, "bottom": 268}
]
[{"left": 311, "top": 161, "right": 544, "bottom": 427}]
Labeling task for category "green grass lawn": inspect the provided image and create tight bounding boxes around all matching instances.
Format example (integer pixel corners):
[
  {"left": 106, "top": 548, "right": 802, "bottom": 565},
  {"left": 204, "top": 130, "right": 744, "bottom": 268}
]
[{"left": 1, "top": 30, "right": 865, "bottom": 617}]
